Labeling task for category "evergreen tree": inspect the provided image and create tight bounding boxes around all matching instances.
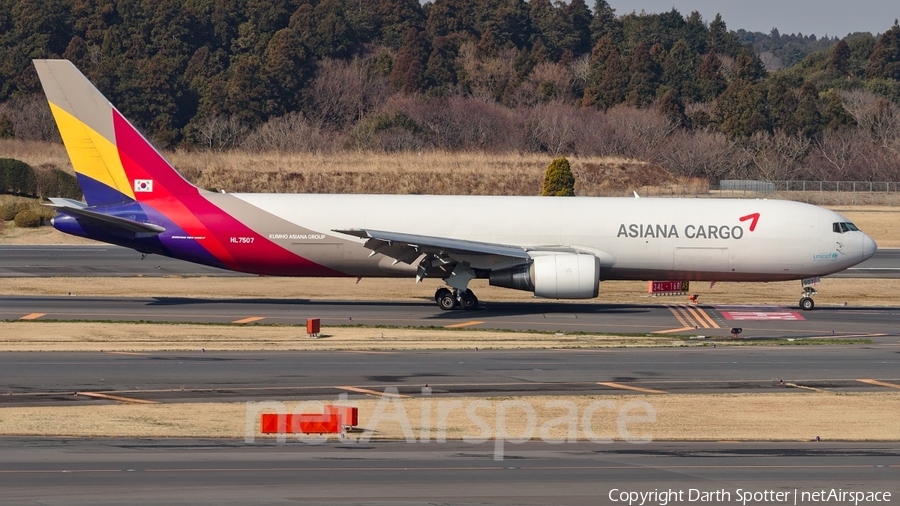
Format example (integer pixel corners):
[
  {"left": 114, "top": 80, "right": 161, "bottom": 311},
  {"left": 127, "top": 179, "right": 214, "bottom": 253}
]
[
  {"left": 425, "top": 35, "right": 459, "bottom": 94},
  {"left": 658, "top": 89, "right": 688, "bottom": 127},
  {"left": 0, "top": 114, "right": 13, "bottom": 139},
  {"left": 475, "top": 29, "right": 499, "bottom": 58},
  {"left": 542, "top": 157, "right": 575, "bottom": 196},
  {"left": 794, "top": 81, "right": 823, "bottom": 138},
  {"left": 583, "top": 36, "right": 626, "bottom": 109},
  {"left": 682, "top": 11, "right": 707, "bottom": 54},
  {"left": 697, "top": 52, "right": 726, "bottom": 101},
  {"left": 707, "top": 13, "right": 739, "bottom": 56},
  {"left": 223, "top": 54, "right": 269, "bottom": 125},
  {"left": 766, "top": 76, "right": 799, "bottom": 134},
  {"left": 827, "top": 39, "right": 851, "bottom": 78},
  {"left": 529, "top": 0, "right": 575, "bottom": 60},
  {"left": 425, "top": 0, "right": 475, "bottom": 39},
  {"left": 589, "top": 0, "right": 620, "bottom": 46},
  {"left": 734, "top": 46, "right": 766, "bottom": 82},
  {"left": 662, "top": 39, "right": 697, "bottom": 100},
  {"left": 867, "top": 23, "right": 900, "bottom": 80},
  {"left": 372, "top": 0, "right": 425, "bottom": 49},
  {"left": 625, "top": 42, "right": 659, "bottom": 107},
  {"left": 474, "top": 0, "right": 532, "bottom": 50},
  {"left": 823, "top": 90, "right": 856, "bottom": 130},
  {"left": 714, "top": 81, "right": 768, "bottom": 138},
  {"left": 308, "top": 0, "right": 358, "bottom": 59},
  {"left": 262, "top": 28, "right": 311, "bottom": 116},
  {"left": 389, "top": 28, "right": 430, "bottom": 93},
  {"left": 566, "top": 0, "right": 593, "bottom": 56}
]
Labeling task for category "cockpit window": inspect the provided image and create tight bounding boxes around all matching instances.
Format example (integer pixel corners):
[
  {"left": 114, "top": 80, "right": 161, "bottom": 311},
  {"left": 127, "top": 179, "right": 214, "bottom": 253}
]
[{"left": 833, "top": 222, "right": 860, "bottom": 233}]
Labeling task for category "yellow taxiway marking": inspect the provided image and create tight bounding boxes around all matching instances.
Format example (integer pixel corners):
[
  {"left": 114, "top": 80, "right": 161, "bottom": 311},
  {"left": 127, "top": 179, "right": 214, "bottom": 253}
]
[
  {"left": 106, "top": 352, "right": 148, "bottom": 356},
  {"left": 337, "top": 386, "right": 410, "bottom": 398},
  {"left": 76, "top": 392, "right": 159, "bottom": 404},
  {"left": 668, "top": 305, "right": 720, "bottom": 329},
  {"left": 232, "top": 316, "right": 265, "bottom": 324},
  {"left": 666, "top": 306, "right": 691, "bottom": 328},
  {"left": 652, "top": 327, "right": 695, "bottom": 334},
  {"left": 19, "top": 313, "right": 46, "bottom": 320},
  {"left": 598, "top": 382, "right": 667, "bottom": 394},
  {"left": 692, "top": 306, "right": 720, "bottom": 328},
  {"left": 443, "top": 321, "right": 485, "bottom": 328},
  {"left": 684, "top": 306, "right": 711, "bottom": 328},
  {"left": 858, "top": 379, "right": 900, "bottom": 390}
]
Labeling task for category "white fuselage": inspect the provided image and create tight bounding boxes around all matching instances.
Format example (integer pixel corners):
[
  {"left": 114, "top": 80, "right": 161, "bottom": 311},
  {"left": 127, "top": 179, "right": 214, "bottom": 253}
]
[{"left": 218, "top": 194, "right": 876, "bottom": 282}]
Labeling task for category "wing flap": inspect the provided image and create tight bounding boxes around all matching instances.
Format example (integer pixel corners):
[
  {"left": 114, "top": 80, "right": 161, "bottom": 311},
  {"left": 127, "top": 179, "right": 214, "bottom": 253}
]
[{"left": 334, "top": 228, "right": 529, "bottom": 265}]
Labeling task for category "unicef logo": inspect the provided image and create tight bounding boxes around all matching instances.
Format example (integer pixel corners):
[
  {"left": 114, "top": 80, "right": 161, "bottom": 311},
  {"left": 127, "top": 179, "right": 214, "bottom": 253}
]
[{"left": 813, "top": 252, "right": 840, "bottom": 261}]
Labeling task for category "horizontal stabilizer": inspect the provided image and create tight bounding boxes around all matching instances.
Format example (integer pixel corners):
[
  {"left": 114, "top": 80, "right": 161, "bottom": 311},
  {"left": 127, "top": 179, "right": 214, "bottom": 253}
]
[{"left": 47, "top": 202, "right": 166, "bottom": 234}]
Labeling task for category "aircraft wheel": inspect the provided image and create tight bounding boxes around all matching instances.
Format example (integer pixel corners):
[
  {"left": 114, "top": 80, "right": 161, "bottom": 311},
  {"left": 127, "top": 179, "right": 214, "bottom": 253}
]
[
  {"left": 799, "top": 297, "right": 814, "bottom": 311},
  {"left": 461, "top": 291, "right": 478, "bottom": 310},
  {"left": 435, "top": 288, "right": 452, "bottom": 304},
  {"left": 437, "top": 292, "right": 458, "bottom": 311}
]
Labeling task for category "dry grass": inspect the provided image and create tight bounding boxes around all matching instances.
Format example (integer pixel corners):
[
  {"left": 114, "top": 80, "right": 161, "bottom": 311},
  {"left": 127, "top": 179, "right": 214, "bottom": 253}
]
[
  {"left": 0, "top": 139, "right": 72, "bottom": 172},
  {"left": 0, "top": 139, "right": 689, "bottom": 196},
  {"left": 1, "top": 393, "right": 897, "bottom": 441},
  {"left": 0, "top": 276, "right": 897, "bottom": 308},
  {"left": 0, "top": 321, "right": 687, "bottom": 352}
]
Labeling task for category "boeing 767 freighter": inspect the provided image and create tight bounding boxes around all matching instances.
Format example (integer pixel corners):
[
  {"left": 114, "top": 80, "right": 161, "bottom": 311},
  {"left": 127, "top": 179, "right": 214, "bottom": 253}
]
[{"left": 33, "top": 59, "right": 876, "bottom": 311}]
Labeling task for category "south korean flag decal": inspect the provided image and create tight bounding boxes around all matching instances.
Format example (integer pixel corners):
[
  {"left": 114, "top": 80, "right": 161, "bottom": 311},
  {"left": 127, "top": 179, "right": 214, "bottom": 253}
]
[{"left": 134, "top": 179, "right": 154, "bottom": 192}]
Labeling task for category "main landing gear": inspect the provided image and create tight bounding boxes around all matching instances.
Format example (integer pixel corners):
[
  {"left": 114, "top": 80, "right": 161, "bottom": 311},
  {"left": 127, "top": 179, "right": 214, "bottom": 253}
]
[{"left": 435, "top": 287, "right": 478, "bottom": 311}]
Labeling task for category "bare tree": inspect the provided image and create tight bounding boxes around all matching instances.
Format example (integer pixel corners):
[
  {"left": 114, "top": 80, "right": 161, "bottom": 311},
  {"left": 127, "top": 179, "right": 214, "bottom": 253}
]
[
  {"left": 837, "top": 89, "right": 879, "bottom": 131},
  {"left": 0, "top": 95, "right": 60, "bottom": 142},
  {"left": 403, "top": 95, "right": 519, "bottom": 151},
  {"left": 811, "top": 128, "right": 868, "bottom": 180},
  {"left": 308, "top": 57, "right": 391, "bottom": 131},
  {"left": 603, "top": 105, "right": 677, "bottom": 160},
  {"left": 656, "top": 128, "right": 737, "bottom": 181},
  {"left": 742, "top": 130, "right": 810, "bottom": 181},
  {"left": 520, "top": 101, "right": 583, "bottom": 156},
  {"left": 457, "top": 42, "right": 519, "bottom": 104},
  {"left": 242, "top": 111, "right": 335, "bottom": 153},
  {"left": 758, "top": 51, "right": 784, "bottom": 71},
  {"left": 868, "top": 100, "right": 900, "bottom": 154},
  {"left": 194, "top": 114, "right": 248, "bottom": 151}
]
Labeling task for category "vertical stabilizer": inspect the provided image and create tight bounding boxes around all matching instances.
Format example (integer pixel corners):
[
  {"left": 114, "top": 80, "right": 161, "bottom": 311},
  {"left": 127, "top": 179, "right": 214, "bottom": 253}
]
[{"left": 33, "top": 59, "right": 199, "bottom": 206}]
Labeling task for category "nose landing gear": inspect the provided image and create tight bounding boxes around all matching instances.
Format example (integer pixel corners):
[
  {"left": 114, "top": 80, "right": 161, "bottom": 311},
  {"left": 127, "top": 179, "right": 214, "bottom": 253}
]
[
  {"left": 799, "top": 286, "right": 817, "bottom": 311},
  {"left": 435, "top": 287, "right": 478, "bottom": 311}
]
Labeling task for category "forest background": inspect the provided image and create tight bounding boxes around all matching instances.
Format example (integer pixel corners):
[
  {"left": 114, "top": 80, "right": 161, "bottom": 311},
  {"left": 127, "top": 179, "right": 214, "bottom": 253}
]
[{"left": 1, "top": 0, "right": 900, "bottom": 187}]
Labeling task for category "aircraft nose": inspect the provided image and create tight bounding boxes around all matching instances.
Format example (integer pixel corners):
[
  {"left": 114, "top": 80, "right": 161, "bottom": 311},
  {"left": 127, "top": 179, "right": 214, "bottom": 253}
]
[{"left": 862, "top": 234, "right": 877, "bottom": 261}]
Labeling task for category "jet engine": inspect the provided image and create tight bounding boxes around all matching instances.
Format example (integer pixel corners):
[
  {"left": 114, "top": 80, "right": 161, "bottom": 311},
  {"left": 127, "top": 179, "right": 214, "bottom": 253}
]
[{"left": 489, "top": 253, "right": 600, "bottom": 299}]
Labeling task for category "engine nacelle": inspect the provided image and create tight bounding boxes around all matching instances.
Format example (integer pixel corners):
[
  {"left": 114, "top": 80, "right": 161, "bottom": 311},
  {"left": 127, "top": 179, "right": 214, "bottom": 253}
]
[{"left": 489, "top": 253, "right": 600, "bottom": 299}]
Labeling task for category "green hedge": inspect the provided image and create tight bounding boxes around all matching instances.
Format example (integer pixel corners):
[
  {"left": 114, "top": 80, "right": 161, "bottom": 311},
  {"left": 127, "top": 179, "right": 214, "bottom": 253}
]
[
  {"left": 36, "top": 166, "right": 82, "bottom": 200},
  {"left": 0, "top": 158, "right": 37, "bottom": 197}
]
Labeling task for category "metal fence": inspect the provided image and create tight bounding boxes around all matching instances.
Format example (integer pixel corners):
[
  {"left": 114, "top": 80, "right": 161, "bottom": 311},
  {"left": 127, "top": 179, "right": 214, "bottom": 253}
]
[
  {"left": 592, "top": 181, "right": 900, "bottom": 206},
  {"left": 712, "top": 180, "right": 900, "bottom": 206}
]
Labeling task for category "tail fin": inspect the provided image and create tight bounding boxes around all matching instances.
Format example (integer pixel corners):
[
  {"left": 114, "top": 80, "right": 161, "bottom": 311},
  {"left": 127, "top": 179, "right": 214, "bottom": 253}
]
[{"left": 33, "top": 59, "right": 200, "bottom": 207}]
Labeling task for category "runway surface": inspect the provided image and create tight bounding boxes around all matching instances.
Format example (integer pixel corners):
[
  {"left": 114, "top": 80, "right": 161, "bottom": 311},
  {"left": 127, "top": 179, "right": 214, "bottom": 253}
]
[
  {"left": 3, "top": 294, "right": 900, "bottom": 339},
  {"left": 1, "top": 438, "right": 897, "bottom": 505},
  {"left": 3, "top": 346, "right": 899, "bottom": 406},
  {"left": 0, "top": 244, "right": 898, "bottom": 277},
  {"left": 3, "top": 246, "right": 899, "bottom": 505}
]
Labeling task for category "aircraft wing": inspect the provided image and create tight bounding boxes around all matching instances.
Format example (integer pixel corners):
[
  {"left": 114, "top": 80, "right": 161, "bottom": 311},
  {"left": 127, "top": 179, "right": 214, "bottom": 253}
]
[
  {"left": 47, "top": 198, "right": 166, "bottom": 235},
  {"left": 333, "top": 228, "right": 530, "bottom": 266}
]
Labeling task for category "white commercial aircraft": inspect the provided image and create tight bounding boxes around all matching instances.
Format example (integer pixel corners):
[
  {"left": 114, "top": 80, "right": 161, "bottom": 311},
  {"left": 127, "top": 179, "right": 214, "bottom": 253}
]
[{"left": 34, "top": 59, "right": 877, "bottom": 311}]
